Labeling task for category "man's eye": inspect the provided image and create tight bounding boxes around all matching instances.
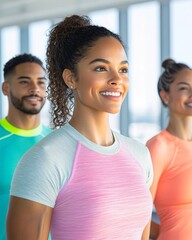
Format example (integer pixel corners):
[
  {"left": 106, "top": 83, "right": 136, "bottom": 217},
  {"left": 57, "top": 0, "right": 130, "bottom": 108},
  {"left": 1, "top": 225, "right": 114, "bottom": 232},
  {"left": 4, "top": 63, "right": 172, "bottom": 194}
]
[
  {"left": 39, "top": 81, "right": 46, "bottom": 85},
  {"left": 20, "top": 81, "right": 28, "bottom": 84}
]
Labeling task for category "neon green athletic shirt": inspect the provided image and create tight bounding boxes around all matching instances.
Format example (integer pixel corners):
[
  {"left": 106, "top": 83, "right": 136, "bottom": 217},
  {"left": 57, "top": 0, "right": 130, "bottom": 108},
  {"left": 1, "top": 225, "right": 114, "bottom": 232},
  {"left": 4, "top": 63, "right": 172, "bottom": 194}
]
[{"left": 0, "top": 118, "right": 51, "bottom": 240}]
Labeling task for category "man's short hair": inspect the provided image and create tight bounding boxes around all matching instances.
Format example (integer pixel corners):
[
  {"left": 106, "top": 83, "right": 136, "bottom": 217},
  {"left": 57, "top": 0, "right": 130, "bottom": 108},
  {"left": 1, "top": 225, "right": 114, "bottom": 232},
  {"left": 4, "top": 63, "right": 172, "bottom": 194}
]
[{"left": 3, "top": 53, "right": 45, "bottom": 79}]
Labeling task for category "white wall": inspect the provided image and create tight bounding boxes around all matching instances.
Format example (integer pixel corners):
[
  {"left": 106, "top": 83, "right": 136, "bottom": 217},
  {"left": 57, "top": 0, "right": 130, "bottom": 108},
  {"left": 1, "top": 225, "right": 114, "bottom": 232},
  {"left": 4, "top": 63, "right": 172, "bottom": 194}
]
[{"left": 0, "top": 0, "right": 152, "bottom": 27}]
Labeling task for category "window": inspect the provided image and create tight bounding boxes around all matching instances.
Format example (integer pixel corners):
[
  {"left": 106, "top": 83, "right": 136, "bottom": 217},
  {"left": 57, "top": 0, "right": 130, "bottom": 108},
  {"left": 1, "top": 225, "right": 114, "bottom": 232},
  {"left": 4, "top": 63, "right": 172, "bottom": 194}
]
[
  {"left": 29, "top": 20, "right": 52, "bottom": 126},
  {"left": 171, "top": 0, "right": 192, "bottom": 64},
  {"left": 1, "top": 26, "right": 20, "bottom": 117},
  {"left": 128, "top": 1, "right": 161, "bottom": 142},
  {"left": 29, "top": 20, "right": 51, "bottom": 63}
]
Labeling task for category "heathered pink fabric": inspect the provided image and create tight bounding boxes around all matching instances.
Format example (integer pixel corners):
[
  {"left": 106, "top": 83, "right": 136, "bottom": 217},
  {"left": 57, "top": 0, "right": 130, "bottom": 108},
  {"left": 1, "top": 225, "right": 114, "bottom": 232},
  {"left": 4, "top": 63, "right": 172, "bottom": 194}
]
[{"left": 51, "top": 142, "right": 152, "bottom": 240}]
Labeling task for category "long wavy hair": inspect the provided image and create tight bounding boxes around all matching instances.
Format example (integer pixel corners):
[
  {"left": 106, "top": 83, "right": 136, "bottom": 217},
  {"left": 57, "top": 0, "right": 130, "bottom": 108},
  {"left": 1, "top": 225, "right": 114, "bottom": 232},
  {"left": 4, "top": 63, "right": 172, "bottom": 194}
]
[{"left": 46, "top": 15, "right": 124, "bottom": 128}]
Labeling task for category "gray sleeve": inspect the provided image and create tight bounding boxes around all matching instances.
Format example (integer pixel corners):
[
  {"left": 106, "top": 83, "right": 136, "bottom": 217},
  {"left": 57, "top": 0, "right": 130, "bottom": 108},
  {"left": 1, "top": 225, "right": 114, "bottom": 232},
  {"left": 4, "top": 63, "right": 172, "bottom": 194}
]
[
  {"left": 128, "top": 138, "right": 153, "bottom": 188},
  {"left": 10, "top": 132, "right": 77, "bottom": 208},
  {"left": 116, "top": 133, "right": 153, "bottom": 188}
]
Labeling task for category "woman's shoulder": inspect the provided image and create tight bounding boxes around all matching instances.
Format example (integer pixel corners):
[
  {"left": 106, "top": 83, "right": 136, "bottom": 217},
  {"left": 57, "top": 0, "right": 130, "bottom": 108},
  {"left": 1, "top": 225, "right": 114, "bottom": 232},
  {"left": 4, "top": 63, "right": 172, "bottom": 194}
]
[
  {"left": 114, "top": 131, "right": 148, "bottom": 150},
  {"left": 114, "top": 131, "right": 153, "bottom": 187},
  {"left": 114, "top": 131, "right": 150, "bottom": 163},
  {"left": 146, "top": 130, "right": 175, "bottom": 151},
  {"left": 36, "top": 124, "right": 76, "bottom": 148}
]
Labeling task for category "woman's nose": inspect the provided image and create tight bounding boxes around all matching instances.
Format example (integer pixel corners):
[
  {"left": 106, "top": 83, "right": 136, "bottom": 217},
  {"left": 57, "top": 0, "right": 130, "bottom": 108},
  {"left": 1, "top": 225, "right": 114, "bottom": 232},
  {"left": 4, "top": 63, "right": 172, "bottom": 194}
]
[{"left": 108, "top": 71, "right": 122, "bottom": 86}]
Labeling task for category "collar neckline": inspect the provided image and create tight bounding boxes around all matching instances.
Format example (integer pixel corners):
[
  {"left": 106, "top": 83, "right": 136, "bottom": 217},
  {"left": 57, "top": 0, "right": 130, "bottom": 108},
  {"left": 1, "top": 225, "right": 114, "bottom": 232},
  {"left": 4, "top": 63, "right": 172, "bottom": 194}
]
[{"left": 0, "top": 118, "right": 42, "bottom": 136}]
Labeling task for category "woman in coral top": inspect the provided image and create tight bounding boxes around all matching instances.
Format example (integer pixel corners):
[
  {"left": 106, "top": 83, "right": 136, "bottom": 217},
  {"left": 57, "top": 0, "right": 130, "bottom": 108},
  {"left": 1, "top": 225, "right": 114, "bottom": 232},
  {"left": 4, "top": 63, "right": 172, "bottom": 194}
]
[{"left": 147, "top": 59, "right": 192, "bottom": 240}]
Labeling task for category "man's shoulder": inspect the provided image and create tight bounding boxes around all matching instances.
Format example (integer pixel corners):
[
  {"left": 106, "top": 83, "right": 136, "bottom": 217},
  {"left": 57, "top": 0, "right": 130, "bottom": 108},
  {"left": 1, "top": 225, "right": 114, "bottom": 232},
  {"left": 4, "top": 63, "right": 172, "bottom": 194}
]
[{"left": 0, "top": 119, "right": 12, "bottom": 139}]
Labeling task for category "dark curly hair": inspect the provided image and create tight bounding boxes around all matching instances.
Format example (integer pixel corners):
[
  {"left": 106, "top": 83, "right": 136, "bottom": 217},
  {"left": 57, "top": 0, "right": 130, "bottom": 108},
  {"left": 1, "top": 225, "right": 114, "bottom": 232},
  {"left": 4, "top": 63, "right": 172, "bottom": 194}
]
[
  {"left": 46, "top": 14, "right": 125, "bottom": 128},
  {"left": 158, "top": 58, "right": 191, "bottom": 107},
  {"left": 3, "top": 53, "right": 45, "bottom": 80}
]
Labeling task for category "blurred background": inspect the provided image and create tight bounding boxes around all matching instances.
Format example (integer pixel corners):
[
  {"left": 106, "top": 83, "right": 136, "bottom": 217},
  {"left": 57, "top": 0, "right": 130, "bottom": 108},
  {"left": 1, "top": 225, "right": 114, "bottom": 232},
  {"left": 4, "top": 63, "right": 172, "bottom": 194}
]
[{"left": 0, "top": 0, "right": 192, "bottom": 143}]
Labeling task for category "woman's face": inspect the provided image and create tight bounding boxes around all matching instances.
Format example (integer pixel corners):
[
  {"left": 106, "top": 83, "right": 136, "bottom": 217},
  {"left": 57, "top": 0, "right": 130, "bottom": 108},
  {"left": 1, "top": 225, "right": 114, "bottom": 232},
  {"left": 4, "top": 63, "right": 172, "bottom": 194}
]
[
  {"left": 161, "top": 68, "right": 192, "bottom": 116},
  {"left": 72, "top": 36, "right": 129, "bottom": 115}
]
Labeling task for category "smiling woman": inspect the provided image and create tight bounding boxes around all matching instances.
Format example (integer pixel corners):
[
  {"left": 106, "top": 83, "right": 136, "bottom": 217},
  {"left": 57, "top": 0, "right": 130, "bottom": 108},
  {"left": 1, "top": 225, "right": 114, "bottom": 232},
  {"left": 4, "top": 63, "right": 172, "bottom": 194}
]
[
  {"left": 7, "top": 15, "right": 153, "bottom": 240},
  {"left": 147, "top": 59, "right": 192, "bottom": 240},
  {"left": 68, "top": 36, "right": 129, "bottom": 117}
]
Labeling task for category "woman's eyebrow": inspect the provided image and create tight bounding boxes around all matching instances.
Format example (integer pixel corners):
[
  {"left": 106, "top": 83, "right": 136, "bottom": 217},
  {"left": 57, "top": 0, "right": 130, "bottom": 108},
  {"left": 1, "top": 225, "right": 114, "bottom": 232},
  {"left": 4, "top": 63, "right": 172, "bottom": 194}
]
[
  {"left": 176, "top": 82, "right": 190, "bottom": 85},
  {"left": 89, "top": 58, "right": 109, "bottom": 65},
  {"left": 89, "top": 58, "right": 128, "bottom": 65}
]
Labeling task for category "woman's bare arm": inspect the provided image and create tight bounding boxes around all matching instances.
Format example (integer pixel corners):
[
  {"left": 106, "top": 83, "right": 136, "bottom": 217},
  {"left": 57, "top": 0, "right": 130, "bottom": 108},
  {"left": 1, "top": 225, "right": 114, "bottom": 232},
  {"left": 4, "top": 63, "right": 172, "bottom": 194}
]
[
  {"left": 149, "top": 220, "right": 159, "bottom": 239},
  {"left": 6, "top": 196, "right": 53, "bottom": 240},
  {"left": 141, "top": 220, "right": 151, "bottom": 240}
]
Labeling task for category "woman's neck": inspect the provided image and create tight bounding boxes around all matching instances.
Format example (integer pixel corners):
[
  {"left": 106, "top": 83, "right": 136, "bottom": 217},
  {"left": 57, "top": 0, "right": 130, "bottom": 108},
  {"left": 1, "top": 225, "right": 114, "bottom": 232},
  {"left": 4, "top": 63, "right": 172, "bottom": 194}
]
[
  {"left": 69, "top": 113, "right": 114, "bottom": 146},
  {"left": 166, "top": 116, "right": 192, "bottom": 141}
]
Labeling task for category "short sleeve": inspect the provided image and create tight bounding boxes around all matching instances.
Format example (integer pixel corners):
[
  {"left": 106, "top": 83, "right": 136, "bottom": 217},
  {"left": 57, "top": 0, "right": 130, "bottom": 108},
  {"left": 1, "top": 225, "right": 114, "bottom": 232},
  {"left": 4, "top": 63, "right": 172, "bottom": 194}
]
[
  {"left": 128, "top": 140, "right": 153, "bottom": 188},
  {"left": 10, "top": 144, "right": 62, "bottom": 207},
  {"left": 115, "top": 132, "right": 153, "bottom": 188},
  {"left": 10, "top": 129, "right": 77, "bottom": 208}
]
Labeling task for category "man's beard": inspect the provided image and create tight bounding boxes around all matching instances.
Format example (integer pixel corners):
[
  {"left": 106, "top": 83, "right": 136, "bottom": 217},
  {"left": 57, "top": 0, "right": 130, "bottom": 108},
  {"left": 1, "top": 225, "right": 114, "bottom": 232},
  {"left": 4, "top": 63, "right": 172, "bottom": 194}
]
[{"left": 10, "top": 91, "right": 45, "bottom": 115}]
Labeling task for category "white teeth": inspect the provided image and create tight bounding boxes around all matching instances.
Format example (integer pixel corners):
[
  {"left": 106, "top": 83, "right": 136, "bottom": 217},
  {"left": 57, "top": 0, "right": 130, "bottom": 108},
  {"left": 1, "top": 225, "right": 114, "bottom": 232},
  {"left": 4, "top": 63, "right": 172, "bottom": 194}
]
[{"left": 100, "top": 92, "right": 121, "bottom": 96}]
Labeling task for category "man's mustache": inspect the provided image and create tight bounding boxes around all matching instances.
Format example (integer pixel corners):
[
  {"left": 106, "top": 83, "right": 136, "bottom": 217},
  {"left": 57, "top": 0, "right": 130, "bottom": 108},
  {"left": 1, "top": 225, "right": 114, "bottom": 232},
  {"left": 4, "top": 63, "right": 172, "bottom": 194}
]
[{"left": 22, "top": 94, "right": 45, "bottom": 101}]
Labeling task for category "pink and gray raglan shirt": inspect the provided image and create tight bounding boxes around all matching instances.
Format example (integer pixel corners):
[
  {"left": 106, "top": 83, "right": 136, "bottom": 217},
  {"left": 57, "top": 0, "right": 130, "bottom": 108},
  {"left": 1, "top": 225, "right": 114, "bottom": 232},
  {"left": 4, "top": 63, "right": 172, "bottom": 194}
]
[{"left": 11, "top": 123, "right": 153, "bottom": 240}]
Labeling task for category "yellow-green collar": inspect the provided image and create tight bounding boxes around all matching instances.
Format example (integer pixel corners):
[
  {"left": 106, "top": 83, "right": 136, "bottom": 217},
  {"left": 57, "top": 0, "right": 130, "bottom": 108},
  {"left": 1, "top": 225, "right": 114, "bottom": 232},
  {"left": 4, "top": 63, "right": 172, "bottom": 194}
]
[{"left": 0, "top": 118, "right": 42, "bottom": 136}]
